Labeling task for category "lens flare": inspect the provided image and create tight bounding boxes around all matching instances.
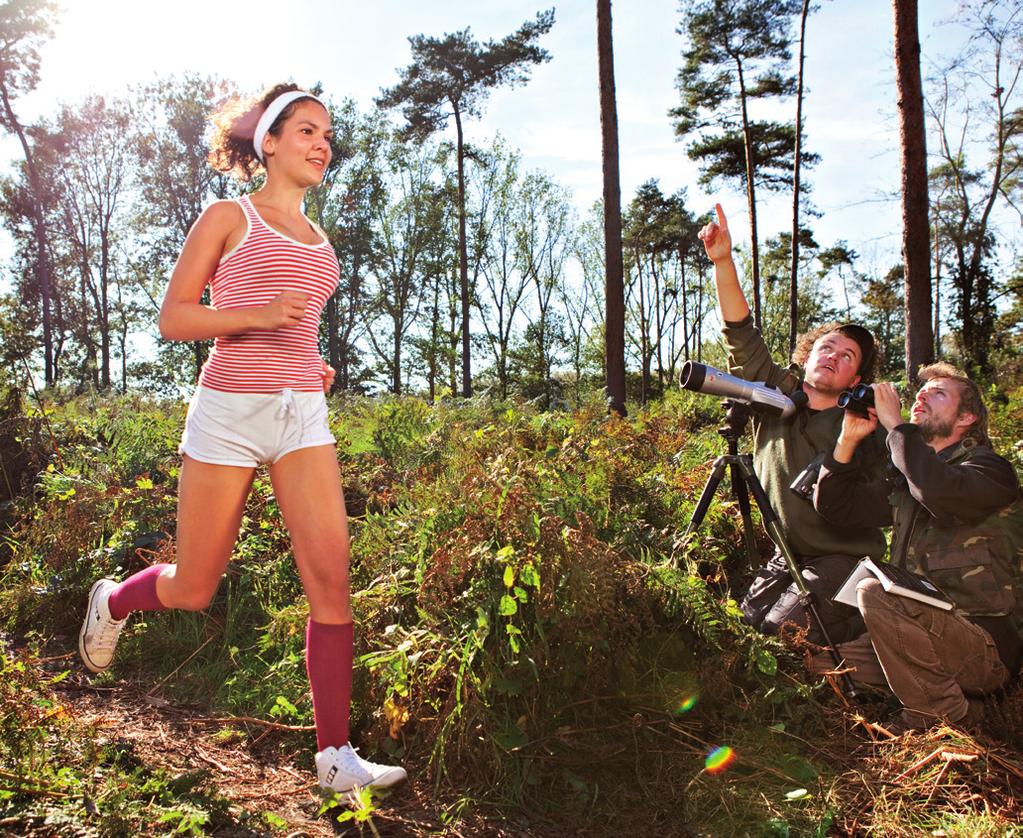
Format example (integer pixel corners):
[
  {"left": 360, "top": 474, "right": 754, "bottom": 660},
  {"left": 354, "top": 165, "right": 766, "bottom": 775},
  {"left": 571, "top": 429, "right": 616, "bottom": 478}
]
[
  {"left": 675, "top": 692, "right": 699, "bottom": 714},
  {"left": 704, "top": 745, "right": 737, "bottom": 775}
]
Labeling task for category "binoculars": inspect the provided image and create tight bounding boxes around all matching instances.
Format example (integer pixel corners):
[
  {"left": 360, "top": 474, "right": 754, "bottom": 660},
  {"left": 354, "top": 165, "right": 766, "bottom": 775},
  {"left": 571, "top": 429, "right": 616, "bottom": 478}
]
[{"left": 837, "top": 383, "right": 874, "bottom": 416}]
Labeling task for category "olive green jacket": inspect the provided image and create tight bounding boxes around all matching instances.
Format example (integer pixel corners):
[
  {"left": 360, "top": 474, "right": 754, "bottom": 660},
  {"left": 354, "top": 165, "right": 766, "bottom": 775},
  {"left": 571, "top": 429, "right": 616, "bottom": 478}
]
[{"left": 721, "top": 316, "right": 887, "bottom": 561}]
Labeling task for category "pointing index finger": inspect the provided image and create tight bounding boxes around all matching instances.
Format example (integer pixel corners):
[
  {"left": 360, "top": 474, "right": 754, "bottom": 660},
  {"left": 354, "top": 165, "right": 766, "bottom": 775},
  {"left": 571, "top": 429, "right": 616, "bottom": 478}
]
[{"left": 715, "top": 203, "right": 728, "bottom": 230}]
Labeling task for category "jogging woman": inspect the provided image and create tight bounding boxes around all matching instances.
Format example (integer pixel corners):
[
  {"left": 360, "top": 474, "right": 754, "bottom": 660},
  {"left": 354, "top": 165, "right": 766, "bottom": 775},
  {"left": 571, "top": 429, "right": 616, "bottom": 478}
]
[{"left": 78, "top": 83, "right": 406, "bottom": 796}]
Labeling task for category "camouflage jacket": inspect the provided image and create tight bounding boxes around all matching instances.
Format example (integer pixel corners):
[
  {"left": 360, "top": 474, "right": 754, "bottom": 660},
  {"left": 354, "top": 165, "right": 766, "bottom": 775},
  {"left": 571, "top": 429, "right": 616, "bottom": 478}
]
[{"left": 816, "top": 424, "right": 1021, "bottom": 668}]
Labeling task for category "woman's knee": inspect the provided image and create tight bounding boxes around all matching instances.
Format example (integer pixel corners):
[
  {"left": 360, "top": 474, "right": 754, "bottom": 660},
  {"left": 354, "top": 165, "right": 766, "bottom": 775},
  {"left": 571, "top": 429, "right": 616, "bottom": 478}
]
[
  {"left": 305, "top": 566, "right": 349, "bottom": 599},
  {"left": 160, "top": 575, "right": 221, "bottom": 611},
  {"left": 297, "top": 545, "right": 349, "bottom": 586}
]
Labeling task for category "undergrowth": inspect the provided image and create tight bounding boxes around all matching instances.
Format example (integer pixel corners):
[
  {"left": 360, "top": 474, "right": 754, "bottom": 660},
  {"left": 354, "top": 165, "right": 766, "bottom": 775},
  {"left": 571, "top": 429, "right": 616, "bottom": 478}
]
[{"left": 0, "top": 386, "right": 1020, "bottom": 835}]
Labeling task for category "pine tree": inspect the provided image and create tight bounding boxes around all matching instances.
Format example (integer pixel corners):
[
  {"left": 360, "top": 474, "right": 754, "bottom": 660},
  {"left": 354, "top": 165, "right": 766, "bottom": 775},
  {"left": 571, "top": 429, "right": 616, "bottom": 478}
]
[
  {"left": 672, "top": 0, "right": 808, "bottom": 330},
  {"left": 377, "top": 10, "right": 555, "bottom": 397}
]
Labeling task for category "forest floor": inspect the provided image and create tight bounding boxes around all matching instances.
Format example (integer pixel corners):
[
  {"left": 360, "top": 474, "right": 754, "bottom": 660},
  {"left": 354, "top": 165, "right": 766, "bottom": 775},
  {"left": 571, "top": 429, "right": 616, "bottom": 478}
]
[
  {"left": 18, "top": 643, "right": 516, "bottom": 837},
  {"left": 5, "top": 391, "right": 1023, "bottom": 835},
  {"left": 16, "top": 634, "right": 1023, "bottom": 837}
]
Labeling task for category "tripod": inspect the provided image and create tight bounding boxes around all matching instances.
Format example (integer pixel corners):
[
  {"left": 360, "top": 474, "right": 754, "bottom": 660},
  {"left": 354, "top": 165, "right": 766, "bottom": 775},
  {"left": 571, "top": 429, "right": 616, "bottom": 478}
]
[{"left": 682, "top": 400, "right": 858, "bottom": 699}]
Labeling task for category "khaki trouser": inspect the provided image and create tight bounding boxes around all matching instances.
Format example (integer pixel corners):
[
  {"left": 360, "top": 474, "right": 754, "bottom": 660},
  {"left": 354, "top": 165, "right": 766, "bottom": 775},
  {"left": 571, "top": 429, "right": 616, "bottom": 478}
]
[{"left": 810, "top": 577, "right": 1009, "bottom": 728}]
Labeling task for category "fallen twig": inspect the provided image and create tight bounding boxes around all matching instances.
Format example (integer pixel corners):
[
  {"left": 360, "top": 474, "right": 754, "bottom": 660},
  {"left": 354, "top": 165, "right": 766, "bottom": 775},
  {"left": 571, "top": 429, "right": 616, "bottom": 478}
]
[
  {"left": 147, "top": 635, "right": 216, "bottom": 696},
  {"left": 193, "top": 745, "right": 231, "bottom": 774},
  {"left": 0, "top": 783, "right": 68, "bottom": 799},
  {"left": 891, "top": 747, "right": 945, "bottom": 782},
  {"left": 198, "top": 715, "right": 315, "bottom": 732}
]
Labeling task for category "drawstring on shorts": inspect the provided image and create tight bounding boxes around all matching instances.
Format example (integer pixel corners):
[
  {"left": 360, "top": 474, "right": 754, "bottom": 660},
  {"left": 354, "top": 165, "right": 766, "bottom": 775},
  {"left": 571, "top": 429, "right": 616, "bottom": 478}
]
[{"left": 276, "top": 388, "right": 304, "bottom": 447}]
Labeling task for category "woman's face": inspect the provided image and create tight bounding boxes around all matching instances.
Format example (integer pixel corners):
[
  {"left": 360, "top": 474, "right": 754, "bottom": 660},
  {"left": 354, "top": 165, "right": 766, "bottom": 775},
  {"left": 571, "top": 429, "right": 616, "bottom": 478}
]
[{"left": 262, "top": 99, "right": 333, "bottom": 186}]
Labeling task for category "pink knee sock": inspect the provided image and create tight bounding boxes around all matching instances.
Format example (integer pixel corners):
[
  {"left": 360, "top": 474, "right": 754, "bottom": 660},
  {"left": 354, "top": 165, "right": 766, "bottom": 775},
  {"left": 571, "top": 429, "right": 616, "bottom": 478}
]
[
  {"left": 306, "top": 619, "right": 353, "bottom": 751},
  {"left": 108, "top": 564, "right": 170, "bottom": 621}
]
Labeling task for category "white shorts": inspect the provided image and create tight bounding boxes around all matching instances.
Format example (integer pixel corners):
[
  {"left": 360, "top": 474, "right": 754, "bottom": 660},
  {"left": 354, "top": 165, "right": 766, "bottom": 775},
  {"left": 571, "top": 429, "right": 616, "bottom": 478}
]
[{"left": 179, "top": 386, "right": 335, "bottom": 468}]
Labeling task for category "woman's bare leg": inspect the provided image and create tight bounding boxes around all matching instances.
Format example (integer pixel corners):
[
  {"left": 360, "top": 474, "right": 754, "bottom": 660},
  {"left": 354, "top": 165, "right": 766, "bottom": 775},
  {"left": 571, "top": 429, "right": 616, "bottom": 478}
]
[
  {"left": 270, "top": 444, "right": 351, "bottom": 751},
  {"left": 268, "top": 444, "right": 350, "bottom": 623},
  {"left": 155, "top": 455, "right": 256, "bottom": 611}
]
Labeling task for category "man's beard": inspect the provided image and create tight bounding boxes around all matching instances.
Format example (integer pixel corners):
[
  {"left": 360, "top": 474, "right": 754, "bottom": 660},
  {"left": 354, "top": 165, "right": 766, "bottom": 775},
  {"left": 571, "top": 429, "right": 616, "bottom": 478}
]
[{"left": 916, "top": 414, "right": 956, "bottom": 442}]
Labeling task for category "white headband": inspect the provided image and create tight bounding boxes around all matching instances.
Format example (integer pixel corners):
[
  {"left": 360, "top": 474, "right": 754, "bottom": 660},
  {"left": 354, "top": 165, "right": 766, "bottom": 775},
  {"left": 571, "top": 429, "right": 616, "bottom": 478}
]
[{"left": 252, "top": 90, "right": 325, "bottom": 163}]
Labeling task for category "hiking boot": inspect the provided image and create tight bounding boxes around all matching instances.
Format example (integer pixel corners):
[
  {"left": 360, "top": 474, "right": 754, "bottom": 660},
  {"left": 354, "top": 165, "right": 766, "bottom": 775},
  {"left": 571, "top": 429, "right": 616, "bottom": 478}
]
[
  {"left": 79, "top": 578, "right": 127, "bottom": 673},
  {"left": 953, "top": 697, "right": 987, "bottom": 732},
  {"left": 315, "top": 744, "right": 407, "bottom": 795}
]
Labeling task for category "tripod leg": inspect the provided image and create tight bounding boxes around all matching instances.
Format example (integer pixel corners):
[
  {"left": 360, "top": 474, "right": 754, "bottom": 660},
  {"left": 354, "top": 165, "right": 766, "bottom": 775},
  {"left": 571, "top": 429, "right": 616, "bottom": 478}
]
[
  {"left": 729, "top": 463, "right": 759, "bottom": 564},
  {"left": 683, "top": 458, "right": 729, "bottom": 540},
  {"left": 735, "top": 455, "right": 859, "bottom": 700}
]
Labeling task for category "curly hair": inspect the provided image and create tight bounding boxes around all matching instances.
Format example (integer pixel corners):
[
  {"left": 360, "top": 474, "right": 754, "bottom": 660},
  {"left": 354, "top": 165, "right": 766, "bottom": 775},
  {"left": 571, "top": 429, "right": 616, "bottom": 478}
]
[
  {"left": 917, "top": 362, "right": 989, "bottom": 447},
  {"left": 791, "top": 321, "right": 879, "bottom": 384},
  {"left": 208, "top": 82, "right": 320, "bottom": 181}
]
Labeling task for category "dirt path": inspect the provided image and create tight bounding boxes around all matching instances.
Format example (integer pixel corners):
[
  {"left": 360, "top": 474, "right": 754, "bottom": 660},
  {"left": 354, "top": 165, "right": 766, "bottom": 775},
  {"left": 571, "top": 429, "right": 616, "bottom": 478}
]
[{"left": 50, "top": 667, "right": 478, "bottom": 837}]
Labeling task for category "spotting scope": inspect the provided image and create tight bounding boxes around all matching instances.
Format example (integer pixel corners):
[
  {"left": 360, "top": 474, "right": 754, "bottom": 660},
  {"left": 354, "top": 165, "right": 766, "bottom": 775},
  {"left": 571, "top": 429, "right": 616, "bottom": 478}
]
[{"left": 679, "top": 361, "right": 806, "bottom": 418}]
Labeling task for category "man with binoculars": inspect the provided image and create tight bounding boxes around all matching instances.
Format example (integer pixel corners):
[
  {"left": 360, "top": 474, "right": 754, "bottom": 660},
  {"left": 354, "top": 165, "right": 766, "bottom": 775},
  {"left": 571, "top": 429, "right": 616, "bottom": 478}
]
[
  {"left": 811, "top": 367, "right": 1020, "bottom": 731},
  {"left": 698, "top": 205, "right": 887, "bottom": 645}
]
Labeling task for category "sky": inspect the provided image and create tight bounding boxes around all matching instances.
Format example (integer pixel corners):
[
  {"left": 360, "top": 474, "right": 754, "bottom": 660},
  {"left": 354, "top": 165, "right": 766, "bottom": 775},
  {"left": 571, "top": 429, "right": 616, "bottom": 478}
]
[{"left": 0, "top": 0, "right": 1003, "bottom": 292}]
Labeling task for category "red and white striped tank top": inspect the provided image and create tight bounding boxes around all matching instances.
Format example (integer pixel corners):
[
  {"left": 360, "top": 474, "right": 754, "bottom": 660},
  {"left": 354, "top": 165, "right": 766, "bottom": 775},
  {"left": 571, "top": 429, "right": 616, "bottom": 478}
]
[{"left": 198, "top": 195, "right": 340, "bottom": 393}]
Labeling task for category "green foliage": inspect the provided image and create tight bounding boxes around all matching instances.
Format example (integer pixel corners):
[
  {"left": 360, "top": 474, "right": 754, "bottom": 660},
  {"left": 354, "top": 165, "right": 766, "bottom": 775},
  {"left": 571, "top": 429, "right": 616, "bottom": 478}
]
[
  {"left": 0, "top": 390, "right": 884, "bottom": 834},
  {"left": 371, "top": 396, "right": 436, "bottom": 470},
  {"left": 0, "top": 646, "right": 243, "bottom": 835}
]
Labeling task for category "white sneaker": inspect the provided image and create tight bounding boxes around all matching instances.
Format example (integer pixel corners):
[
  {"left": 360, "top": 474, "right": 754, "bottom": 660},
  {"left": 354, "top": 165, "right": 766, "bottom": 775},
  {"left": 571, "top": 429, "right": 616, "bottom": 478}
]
[
  {"left": 315, "top": 744, "right": 407, "bottom": 795},
  {"left": 79, "top": 578, "right": 127, "bottom": 673}
]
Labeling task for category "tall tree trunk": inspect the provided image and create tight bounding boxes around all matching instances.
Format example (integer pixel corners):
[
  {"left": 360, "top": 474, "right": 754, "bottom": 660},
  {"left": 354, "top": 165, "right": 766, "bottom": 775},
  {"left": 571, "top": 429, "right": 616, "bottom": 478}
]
[
  {"left": 679, "top": 251, "right": 691, "bottom": 362},
  {"left": 597, "top": 0, "right": 626, "bottom": 417},
  {"left": 326, "top": 291, "right": 339, "bottom": 390},
  {"left": 636, "top": 248, "right": 649, "bottom": 404},
  {"left": 429, "top": 282, "right": 440, "bottom": 402},
  {"left": 735, "top": 61, "right": 762, "bottom": 330},
  {"left": 448, "top": 270, "right": 458, "bottom": 395},
  {"left": 653, "top": 256, "right": 664, "bottom": 393},
  {"left": 790, "top": 0, "right": 811, "bottom": 355},
  {"left": 100, "top": 233, "right": 111, "bottom": 390},
  {"left": 933, "top": 225, "right": 942, "bottom": 359},
  {"left": 393, "top": 328, "right": 402, "bottom": 395},
  {"left": 1, "top": 85, "right": 53, "bottom": 385},
  {"left": 697, "top": 267, "right": 705, "bottom": 362},
  {"left": 453, "top": 103, "right": 471, "bottom": 397},
  {"left": 893, "top": 0, "right": 932, "bottom": 383}
]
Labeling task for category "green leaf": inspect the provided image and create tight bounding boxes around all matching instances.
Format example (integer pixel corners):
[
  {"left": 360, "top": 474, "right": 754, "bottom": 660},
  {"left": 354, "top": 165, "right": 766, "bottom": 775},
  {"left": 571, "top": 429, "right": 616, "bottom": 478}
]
[
  {"left": 755, "top": 649, "right": 778, "bottom": 675},
  {"left": 271, "top": 695, "right": 299, "bottom": 718},
  {"left": 503, "top": 565, "right": 515, "bottom": 588},
  {"left": 519, "top": 563, "right": 540, "bottom": 589},
  {"left": 513, "top": 586, "right": 529, "bottom": 602},
  {"left": 778, "top": 753, "right": 818, "bottom": 783},
  {"left": 493, "top": 676, "right": 523, "bottom": 695},
  {"left": 262, "top": 812, "right": 288, "bottom": 828},
  {"left": 493, "top": 720, "right": 529, "bottom": 750},
  {"left": 499, "top": 595, "right": 518, "bottom": 616}
]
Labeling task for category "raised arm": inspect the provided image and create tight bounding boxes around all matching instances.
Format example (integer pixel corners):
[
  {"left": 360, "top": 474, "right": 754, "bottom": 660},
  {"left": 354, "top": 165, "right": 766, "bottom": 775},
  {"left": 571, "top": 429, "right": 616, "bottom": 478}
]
[
  {"left": 698, "top": 203, "right": 751, "bottom": 323},
  {"left": 158, "top": 200, "right": 309, "bottom": 342},
  {"left": 699, "top": 204, "right": 795, "bottom": 390}
]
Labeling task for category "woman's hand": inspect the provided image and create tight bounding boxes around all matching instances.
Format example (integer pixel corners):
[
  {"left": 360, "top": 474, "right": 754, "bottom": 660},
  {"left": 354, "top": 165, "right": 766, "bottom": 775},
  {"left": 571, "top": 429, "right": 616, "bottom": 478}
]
[
  {"left": 256, "top": 291, "right": 308, "bottom": 330},
  {"left": 321, "top": 359, "right": 336, "bottom": 393}
]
